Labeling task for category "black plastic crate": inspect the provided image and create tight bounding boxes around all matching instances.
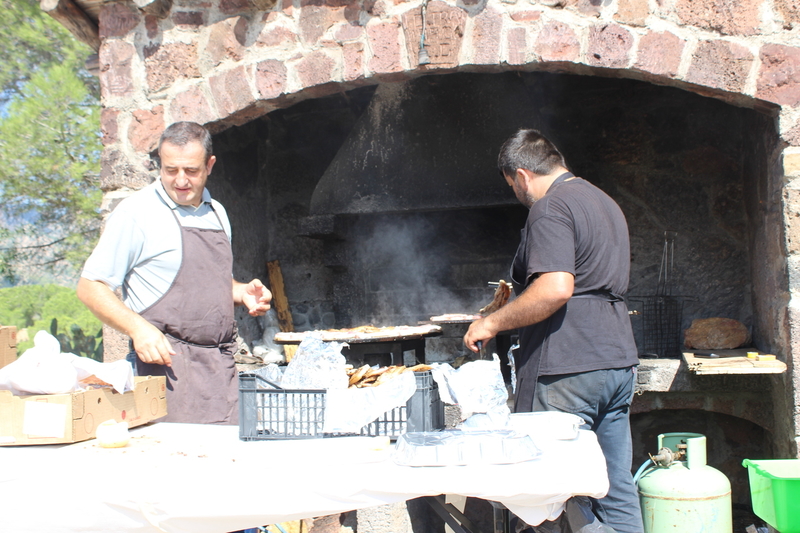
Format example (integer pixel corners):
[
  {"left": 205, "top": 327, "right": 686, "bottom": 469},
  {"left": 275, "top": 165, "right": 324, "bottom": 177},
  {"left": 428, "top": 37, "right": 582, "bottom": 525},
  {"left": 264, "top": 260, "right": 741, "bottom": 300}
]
[{"left": 239, "top": 370, "right": 444, "bottom": 440}]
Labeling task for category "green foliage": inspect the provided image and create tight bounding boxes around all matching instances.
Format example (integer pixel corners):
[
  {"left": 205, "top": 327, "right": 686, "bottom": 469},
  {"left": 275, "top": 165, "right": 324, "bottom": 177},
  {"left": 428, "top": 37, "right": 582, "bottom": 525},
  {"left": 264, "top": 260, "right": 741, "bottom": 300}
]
[
  {"left": 0, "top": 0, "right": 101, "bottom": 285},
  {"left": 0, "top": 284, "right": 102, "bottom": 356},
  {"left": 50, "top": 318, "right": 104, "bottom": 362}
]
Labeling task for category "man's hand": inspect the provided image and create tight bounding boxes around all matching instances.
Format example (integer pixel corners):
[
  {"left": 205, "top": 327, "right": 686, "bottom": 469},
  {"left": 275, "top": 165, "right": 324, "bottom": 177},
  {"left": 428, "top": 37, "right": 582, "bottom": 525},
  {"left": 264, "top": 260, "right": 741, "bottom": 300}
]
[
  {"left": 464, "top": 317, "right": 496, "bottom": 353},
  {"left": 129, "top": 322, "right": 176, "bottom": 367},
  {"left": 77, "top": 277, "right": 175, "bottom": 366},
  {"left": 234, "top": 279, "right": 272, "bottom": 316},
  {"left": 462, "top": 271, "right": 574, "bottom": 353}
]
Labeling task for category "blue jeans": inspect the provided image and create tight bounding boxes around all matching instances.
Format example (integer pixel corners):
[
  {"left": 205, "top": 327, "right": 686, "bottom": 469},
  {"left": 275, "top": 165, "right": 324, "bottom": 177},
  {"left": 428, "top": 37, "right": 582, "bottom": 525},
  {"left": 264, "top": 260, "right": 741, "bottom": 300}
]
[{"left": 533, "top": 367, "right": 643, "bottom": 533}]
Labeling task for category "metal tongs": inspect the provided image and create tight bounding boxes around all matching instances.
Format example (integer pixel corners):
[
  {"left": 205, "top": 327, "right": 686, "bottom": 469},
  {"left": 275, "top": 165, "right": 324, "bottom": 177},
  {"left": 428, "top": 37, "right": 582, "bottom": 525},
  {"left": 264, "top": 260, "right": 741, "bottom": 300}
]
[{"left": 476, "top": 340, "right": 487, "bottom": 359}]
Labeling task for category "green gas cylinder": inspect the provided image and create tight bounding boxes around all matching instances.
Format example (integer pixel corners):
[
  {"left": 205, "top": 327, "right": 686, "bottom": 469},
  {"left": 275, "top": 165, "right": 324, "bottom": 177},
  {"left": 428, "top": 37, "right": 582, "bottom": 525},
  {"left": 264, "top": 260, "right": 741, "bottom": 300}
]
[{"left": 636, "top": 432, "right": 732, "bottom": 533}]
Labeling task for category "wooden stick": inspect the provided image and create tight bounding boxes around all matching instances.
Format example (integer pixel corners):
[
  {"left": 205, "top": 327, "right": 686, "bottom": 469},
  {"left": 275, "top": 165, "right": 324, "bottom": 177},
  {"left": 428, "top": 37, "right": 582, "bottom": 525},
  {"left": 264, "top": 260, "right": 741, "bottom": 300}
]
[
  {"left": 266, "top": 260, "right": 297, "bottom": 362},
  {"left": 266, "top": 260, "right": 294, "bottom": 332}
]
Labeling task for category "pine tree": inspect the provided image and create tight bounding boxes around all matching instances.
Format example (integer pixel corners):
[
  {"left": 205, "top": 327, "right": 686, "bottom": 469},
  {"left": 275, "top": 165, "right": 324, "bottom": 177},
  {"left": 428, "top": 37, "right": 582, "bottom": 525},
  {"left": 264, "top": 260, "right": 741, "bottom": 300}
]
[{"left": 0, "top": 0, "right": 101, "bottom": 285}]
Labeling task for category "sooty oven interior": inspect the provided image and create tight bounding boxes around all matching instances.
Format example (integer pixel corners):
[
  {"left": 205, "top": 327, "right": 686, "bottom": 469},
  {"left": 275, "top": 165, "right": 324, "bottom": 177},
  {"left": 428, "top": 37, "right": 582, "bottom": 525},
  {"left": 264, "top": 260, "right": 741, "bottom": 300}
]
[
  {"left": 211, "top": 70, "right": 779, "bottom": 362},
  {"left": 209, "top": 71, "right": 783, "bottom": 506}
]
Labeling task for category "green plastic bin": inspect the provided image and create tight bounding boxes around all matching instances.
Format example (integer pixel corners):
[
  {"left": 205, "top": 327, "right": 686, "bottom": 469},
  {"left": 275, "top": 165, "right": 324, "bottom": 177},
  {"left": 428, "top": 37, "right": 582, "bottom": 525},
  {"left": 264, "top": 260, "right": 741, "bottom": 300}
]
[{"left": 742, "top": 458, "right": 800, "bottom": 533}]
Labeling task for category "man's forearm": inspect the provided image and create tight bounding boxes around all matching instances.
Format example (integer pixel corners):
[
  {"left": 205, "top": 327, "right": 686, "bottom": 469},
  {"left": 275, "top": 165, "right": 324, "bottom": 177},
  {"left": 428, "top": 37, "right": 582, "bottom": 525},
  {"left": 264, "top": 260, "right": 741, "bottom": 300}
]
[
  {"left": 484, "top": 272, "right": 574, "bottom": 334},
  {"left": 76, "top": 277, "right": 151, "bottom": 338}
]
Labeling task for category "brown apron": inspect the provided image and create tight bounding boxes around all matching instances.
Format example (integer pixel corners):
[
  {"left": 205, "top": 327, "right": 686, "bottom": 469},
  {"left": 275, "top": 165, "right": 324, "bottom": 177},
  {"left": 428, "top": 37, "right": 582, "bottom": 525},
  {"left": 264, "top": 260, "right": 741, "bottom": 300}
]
[{"left": 136, "top": 209, "right": 239, "bottom": 425}]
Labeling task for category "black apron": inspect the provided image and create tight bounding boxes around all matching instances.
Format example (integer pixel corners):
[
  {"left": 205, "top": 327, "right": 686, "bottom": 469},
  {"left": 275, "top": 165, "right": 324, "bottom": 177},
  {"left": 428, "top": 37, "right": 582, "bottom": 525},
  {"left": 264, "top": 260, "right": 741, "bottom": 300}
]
[
  {"left": 509, "top": 172, "right": 625, "bottom": 412},
  {"left": 136, "top": 209, "right": 239, "bottom": 424}
]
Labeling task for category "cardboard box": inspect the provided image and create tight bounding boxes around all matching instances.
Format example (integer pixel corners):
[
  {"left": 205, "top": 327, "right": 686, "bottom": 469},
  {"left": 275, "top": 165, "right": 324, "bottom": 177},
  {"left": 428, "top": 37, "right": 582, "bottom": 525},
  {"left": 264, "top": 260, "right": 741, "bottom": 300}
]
[
  {"left": 0, "top": 375, "right": 167, "bottom": 446},
  {"left": 0, "top": 326, "right": 17, "bottom": 370}
]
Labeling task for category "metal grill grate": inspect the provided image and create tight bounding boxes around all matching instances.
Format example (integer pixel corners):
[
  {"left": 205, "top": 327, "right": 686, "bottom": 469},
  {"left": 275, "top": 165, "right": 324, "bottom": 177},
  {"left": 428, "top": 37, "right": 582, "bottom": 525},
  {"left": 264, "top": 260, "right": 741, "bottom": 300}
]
[
  {"left": 642, "top": 295, "right": 684, "bottom": 358},
  {"left": 641, "top": 231, "right": 684, "bottom": 358}
]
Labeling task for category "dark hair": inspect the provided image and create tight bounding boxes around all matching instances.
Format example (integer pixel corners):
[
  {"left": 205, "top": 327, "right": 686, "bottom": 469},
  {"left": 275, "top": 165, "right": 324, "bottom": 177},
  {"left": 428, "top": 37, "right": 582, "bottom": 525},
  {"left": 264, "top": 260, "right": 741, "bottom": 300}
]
[
  {"left": 497, "top": 129, "right": 566, "bottom": 178},
  {"left": 158, "top": 121, "right": 213, "bottom": 160}
]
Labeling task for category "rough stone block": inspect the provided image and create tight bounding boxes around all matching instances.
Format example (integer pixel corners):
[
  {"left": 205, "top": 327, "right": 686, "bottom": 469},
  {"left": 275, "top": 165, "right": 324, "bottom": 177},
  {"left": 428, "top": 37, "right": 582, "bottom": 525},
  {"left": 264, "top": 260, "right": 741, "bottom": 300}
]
[
  {"left": 785, "top": 188, "right": 800, "bottom": 254},
  {"left": 297, "top": 50, "right": 337, "bottom": 88},
  {"left": 634, "top": 359, "right": 684, "bottom": 393},
  {"left": 145, "top": 42, "right": 201, "bottom": 93},
  {"left": 99, "top": 41, "right": 136, "bottom": 100},
  {"left": 786, "top": 150, "right": 800, "bottom": 177},
  {"left": 220, "top": 0, "right": 250, "bottom": 14},
  {"left": 785, "top": 119, "right": 800, "bottom": 146},
  {"left": 587, "top": 23, "right": 633, "bottom": 68},
  {"left": 775, "top": 0, "right": 800, "bottom": 27},
  {"left": 401, "top": 1, "right": 467, "bottom": 69},
  {"left": 204, "top": 17, "right": 247, "bottom": 68},
  {"left": 100, "top": 108, "right": 120, "bottom": 146},
  {"left": 757, "top": 44, "right": 800, "bottom": 107},
  {"left": 145, "top": 14, "right": 159, "bottom": 40},
  {"left": 334, "top": 22, "right": 364, "bottom": 42},
  {"left": 256, "top": 25, "right": 298, "bottom": 48},
  {"left": 684, "top": 317, "right": 750, "bottom": 349},
  {"left": 300, "top": 5, "right": 343, "bottom": 45},
  {"left": 510, "top": 10, "right": 541, "bottom": 21},
  {"left": 548, "top": 0, "right": 600, "bottom": 17},
  {"left": 675, "top": 0, "right": 761, "bottom": 36},
  {"left": 507, "top": 27, "right": 527, "bottom": 65},
  {"left": 209, "top": 66, "right": 256, "bottom": 117},
  {"left": 685, "top": 40, "right": 753, "bottom": 93},
  {"left": 255, "top": 59, "right": 288, "bottom": 99},
  {"left": 99, "top": 3, "right": 141, "bottom": 39},
  {"left": 172, "top": 11, "right": 205, "bottom": 26},
  {"left": 129, "top": 106, "right": 165, "bottom": 154},
  {"left": 471, "top": 8, "right": 502, "bottom": 65},
  {"left": 614, "top": 0, "right": 649, "bottom": 26},
  {"left": 343, "top": 41, "right": 365, "bottom": 81},
  {"left": 535, "top": 21, "right": 580, "bottom": 62},
  {"left": 100, "top": 149, "right": 153, "bottom": 191},
  {"left": 634, "top": 31, "right": 684, "bottom": 78},
  {"left": 169, "top": 85, "right": 219, "bottom": 125},
  {"left": 367, "top": 21, "right": 403, "bottom": 74}
]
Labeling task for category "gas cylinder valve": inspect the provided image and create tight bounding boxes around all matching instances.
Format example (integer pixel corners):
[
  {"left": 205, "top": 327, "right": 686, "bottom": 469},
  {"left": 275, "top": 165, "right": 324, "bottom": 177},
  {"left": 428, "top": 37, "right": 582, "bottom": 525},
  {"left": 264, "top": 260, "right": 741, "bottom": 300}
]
[{"left": 649, "top": 444, "right": 686, "bottom": 467}]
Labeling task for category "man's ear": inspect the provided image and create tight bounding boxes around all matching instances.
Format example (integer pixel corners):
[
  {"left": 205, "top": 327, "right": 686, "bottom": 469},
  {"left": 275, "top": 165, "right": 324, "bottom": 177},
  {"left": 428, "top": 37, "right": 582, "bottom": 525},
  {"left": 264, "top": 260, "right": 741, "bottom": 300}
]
[
  {"left": 515, "top": 168, "right": 535, "bottom": 186},
  {"left": 206, "top": 155, "right": 217, "bottom": 175}
]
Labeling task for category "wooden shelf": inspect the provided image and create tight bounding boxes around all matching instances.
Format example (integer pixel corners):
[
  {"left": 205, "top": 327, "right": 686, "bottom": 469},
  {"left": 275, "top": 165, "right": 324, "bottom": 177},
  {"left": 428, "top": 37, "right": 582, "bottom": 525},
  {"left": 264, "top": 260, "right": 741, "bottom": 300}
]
[{"left": 683, "top": 350, "right": 787, "bottom": 375}]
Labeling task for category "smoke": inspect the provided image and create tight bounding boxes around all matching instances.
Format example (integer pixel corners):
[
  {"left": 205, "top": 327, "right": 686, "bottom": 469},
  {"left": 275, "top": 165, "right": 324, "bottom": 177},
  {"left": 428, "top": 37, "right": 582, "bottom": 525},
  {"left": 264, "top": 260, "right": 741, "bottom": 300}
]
[{"left": 350, "top": 215, "right": 484, "bottom": 326}]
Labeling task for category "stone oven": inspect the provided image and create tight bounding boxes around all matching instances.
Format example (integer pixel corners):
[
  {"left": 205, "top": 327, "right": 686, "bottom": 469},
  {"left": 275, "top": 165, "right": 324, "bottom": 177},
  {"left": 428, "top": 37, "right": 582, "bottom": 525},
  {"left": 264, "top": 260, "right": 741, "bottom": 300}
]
[{"left": 49, "top": 0, "right": 800, "bottom": 520}]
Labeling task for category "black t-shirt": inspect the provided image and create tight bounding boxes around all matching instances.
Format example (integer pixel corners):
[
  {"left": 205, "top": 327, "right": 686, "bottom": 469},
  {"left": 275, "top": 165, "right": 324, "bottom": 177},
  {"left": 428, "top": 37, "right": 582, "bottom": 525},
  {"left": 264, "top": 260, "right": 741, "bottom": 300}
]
[{"left": 511, "top": 174, "right": 639, "bottom": 381}]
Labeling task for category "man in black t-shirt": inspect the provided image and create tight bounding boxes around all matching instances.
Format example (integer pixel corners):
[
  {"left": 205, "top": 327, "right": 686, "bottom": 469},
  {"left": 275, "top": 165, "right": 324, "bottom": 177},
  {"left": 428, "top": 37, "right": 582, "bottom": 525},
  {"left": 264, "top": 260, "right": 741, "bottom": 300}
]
[{"left": 464, "top": 129, "right": 643, "bottom": 533}]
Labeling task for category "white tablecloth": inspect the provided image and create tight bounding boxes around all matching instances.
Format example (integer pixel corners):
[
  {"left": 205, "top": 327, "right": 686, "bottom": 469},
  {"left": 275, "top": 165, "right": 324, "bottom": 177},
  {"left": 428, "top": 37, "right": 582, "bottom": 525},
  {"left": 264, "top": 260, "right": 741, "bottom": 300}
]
[{"left": 0, "top": 423, "right": 609, "bottom": 533}]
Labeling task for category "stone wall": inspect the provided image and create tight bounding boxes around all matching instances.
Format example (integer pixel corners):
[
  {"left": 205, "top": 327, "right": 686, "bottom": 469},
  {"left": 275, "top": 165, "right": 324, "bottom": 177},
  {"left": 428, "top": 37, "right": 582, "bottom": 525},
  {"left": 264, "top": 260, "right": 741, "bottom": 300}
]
[{"left": 98, "top": 0, "right": 800, "bottom": 183}]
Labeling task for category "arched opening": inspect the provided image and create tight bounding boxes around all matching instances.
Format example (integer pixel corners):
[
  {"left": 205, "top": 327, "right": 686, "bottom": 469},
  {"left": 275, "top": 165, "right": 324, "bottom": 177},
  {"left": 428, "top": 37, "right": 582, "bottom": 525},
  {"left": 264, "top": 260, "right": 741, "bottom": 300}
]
[{"left": 209, "top": 70, "right": 783, "bottom": 364}]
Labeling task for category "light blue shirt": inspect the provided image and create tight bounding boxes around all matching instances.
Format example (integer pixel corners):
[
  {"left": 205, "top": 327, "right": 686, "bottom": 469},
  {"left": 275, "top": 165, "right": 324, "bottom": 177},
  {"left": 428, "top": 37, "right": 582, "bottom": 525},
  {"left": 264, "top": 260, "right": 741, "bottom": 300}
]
[{"left": 81, "top": 180, "right": 232, "bottom": 313}]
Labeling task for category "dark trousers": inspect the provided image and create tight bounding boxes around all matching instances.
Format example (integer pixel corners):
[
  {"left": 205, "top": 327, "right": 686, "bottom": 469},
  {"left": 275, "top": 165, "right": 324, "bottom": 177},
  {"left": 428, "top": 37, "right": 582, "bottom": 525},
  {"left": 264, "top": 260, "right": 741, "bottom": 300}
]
[{"left": 533, "top": 367, "right": 644, "bottom": 533}]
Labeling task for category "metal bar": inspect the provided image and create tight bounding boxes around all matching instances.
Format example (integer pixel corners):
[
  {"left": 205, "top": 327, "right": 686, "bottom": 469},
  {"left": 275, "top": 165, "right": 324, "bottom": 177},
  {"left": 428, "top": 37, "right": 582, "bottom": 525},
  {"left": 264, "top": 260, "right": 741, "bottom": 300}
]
[{"left": 422, "top": 495, "right": 482, "bottom": 533}]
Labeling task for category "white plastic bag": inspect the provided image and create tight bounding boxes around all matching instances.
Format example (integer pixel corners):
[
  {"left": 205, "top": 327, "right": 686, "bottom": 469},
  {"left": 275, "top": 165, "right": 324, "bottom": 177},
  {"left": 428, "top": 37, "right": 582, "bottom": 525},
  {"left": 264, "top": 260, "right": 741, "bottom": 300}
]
[
  {"left": 0, "top": 330, "right": 134, "bottom": 395},
  {"left": 431, "top": 354, "right": 510, "bottom": 422}
]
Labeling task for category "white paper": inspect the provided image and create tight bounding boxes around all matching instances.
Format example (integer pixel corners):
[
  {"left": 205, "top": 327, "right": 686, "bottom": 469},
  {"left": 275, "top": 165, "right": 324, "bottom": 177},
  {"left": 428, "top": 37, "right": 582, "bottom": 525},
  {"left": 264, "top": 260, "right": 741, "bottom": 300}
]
[
  {"left": 22, "top": 401, "right": 67, "bottom": 438},
  {"left": 324, "top": 370, "right": 416, "bottom": 433}
]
